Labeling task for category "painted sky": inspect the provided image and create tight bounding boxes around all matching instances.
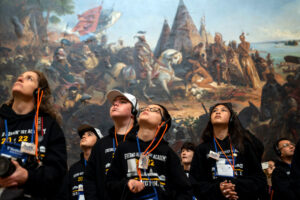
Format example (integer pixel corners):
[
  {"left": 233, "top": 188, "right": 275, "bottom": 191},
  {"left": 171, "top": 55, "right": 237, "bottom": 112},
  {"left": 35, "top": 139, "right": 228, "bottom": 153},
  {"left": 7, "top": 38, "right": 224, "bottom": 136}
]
[{"left": 55, "top": 0, "right": 300, "bottom": 48}]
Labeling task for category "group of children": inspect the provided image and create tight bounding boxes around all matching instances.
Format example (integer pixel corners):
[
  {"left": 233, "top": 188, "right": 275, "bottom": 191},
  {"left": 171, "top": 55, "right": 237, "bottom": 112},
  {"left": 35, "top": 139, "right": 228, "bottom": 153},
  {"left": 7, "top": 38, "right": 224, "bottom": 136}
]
[{"left": 0, "top": 70, "right": 299, "bottom": 200}]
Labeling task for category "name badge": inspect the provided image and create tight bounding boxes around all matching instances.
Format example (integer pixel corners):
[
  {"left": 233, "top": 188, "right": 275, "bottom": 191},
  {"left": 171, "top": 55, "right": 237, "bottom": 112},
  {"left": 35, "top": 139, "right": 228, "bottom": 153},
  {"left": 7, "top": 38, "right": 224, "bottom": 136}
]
[
  {"left": 78, "top": 194, "right": 85, "bottom": 200},
  {"left": 1, "top": 144, "right": 26, "bottom": 161},
  {"left": 216, "top": 158, "right": 234, "bottom": 177},
  {"left": 20, "top": 142, "right": 36, "bottom": 156},
  {"left": 208, "top": 150, "right": 220, "bottom": 160},
  {"left": 78, "top": 184, "right": 84, "bottom": 192},
  {"left": 138, "top": 154, "right": 149, "bottom": 169}
]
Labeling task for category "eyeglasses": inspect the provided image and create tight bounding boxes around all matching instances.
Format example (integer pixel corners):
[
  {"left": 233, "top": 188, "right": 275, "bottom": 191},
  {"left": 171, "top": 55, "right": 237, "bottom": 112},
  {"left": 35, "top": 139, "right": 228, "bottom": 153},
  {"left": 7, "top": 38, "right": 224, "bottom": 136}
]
[
  {"left": 279, "top": 142, "right": 295, "bottom": 150},
  {"left": 139, "top": 107, "right": 163, "bottom": 117}
]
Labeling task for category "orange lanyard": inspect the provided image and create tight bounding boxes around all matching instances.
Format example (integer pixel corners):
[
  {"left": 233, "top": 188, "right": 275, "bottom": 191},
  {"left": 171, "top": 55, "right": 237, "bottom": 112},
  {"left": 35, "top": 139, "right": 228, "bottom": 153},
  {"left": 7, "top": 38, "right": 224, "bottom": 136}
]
[
  {"left": 35, "top": 89, "right": 43, "bottom": 159},
  {"left": 213, "top": 135, "right": 235, "bottom": 171},
  {"left": 114, "top": 125, "right": 133, "bottom": 147},
  {"left": 136, "top": 124, "right": 168, "bottom": 181}
]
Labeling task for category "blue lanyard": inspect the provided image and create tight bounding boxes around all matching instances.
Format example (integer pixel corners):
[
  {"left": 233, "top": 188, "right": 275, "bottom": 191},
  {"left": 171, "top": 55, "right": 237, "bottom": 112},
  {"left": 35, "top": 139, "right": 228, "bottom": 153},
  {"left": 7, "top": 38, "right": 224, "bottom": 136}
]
[
  {"left": 136, "top": 137, "right": 156, "bottom": 156},
  {"left": 4, "top": 119, "right": 9, "bottom": 144},
  {"left": 213, "top": 138, "right": 236, "bottom": 178},
  {"left": 213, "top": 138, "right": 218, "bottom": 153},
  {"left": 30, "top": 118, "right": 36, "bottom": 143},
  {"left": 112, "top": 138, "right": 116, "bottom": 152},
  {"left": 136, "top": 137, "right": 158, "bottom": 199},
  {"left": 84, "top": 159, "right": 87, "bottom": 167},
  {"left": 2, "top": 118, "right": 36, "bottom": 148},
  {"left": 0, "top": 119, "right": 16, "bottom": 154},
  {"left": 1, "top": 117, "right": 36, "bottom": 163},
  {"left": 136, "top": 137, "right": 142, "bottom": 156},
  {"left": 213, "top": 138, "right": 235, "bottom": 156}
]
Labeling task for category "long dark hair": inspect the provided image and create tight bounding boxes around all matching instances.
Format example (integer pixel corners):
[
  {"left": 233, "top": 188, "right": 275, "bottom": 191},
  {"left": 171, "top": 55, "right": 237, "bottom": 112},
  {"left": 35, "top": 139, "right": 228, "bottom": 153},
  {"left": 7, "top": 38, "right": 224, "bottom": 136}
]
[
  {"left": 154, "top": 104, "right": 172, "bottom": 132},
  {"left": 6, "top": 70, "right": 62, "bottom": 124},
  {"left": 201, "top": 103, "right": 249, "bottom": 152}
]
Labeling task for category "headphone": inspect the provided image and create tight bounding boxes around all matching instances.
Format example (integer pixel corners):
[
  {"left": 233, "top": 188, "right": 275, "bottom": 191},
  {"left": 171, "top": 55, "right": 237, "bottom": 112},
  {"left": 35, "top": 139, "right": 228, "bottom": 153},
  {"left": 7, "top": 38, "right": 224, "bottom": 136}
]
[
  {"left": 159, "top": 106, "right": 172, "bottom": 132},
  {"left": 131, "top": 99, "right": 138, "bottom": 116},
  {"left": 273, "top": 143, "right": 281, "bottom": 157},
  {"left": 33, "top": 87, "right": 45, "bottom": 99},
  {"left": 229, "top": 111, "right": 236, "bottom": 124},
  {"left": 209, "top": 103, "right": 235, "bottom": 124},
  {"left": 160, "top": 117, "right": 171, "bottom": 127},
  {"left": 273, "top": 138, "right": 290, "bottom": 157}
]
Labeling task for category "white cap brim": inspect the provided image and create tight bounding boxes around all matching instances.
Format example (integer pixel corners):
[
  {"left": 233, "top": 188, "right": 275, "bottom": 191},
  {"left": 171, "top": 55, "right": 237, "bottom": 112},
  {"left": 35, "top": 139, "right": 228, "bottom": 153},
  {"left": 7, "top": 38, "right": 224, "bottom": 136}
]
[
  {"left": 106, "top": 90, "right": 125, "bottom": 104},
  {"left": 106, "top": 90, "right": 138, "bottom": 110}
]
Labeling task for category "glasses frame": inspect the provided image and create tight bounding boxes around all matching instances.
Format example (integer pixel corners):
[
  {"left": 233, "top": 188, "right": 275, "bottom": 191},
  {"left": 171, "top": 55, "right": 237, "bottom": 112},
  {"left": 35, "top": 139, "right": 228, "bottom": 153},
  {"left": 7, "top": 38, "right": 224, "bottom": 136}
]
[
  {"left": 139, "top": 107, "right": 163, "bottom": 119},
  {"left": 279, "top": 142, "right": 295, "bottom": 150}
]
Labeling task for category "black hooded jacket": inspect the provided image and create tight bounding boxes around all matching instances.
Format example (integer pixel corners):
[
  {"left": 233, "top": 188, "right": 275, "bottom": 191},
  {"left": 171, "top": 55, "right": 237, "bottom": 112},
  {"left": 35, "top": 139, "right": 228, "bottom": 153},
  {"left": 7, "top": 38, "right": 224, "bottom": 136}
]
[
  {"left": 291, "top": 140, "right": 300, "bottom": 199},
  {"left": 68, "top": 153, "right": 86, "bottom": 200},
  {"left": 0, "top": 104, "right": 67, "bottom": 199},
  {"left": 272, "top": 160, "right": 297, "bottom": 200},
  {"left": 84, "top": 126, "right": 138, "bottom": 200},
  {"left": 106, "top": 133, "right": 192, "bottom": 200},
  {"left": 189, "top": 136, "right": 266, "bottom": 200}
]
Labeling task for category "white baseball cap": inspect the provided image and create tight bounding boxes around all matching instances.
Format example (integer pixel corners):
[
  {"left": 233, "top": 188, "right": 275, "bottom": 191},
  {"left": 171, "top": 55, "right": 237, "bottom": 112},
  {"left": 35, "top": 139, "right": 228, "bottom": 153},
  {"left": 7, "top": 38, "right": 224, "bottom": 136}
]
[{"left": 106, "top": 89, "right": 138, "bottom": 111}]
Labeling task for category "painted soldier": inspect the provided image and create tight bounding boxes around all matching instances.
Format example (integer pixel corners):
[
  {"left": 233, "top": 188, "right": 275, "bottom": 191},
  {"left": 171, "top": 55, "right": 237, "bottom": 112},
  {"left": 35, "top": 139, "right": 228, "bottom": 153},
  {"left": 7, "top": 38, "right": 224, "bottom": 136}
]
[{"left": 134, "top": 35, "right": 156, "bottom": 87}]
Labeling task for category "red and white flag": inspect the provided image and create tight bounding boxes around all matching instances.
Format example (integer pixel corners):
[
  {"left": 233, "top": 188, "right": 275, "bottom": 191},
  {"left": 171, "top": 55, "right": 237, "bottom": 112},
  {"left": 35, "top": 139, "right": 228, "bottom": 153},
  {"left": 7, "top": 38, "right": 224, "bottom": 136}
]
[{"left": 73, "top": 6, "right": 102, "bottom": 36}]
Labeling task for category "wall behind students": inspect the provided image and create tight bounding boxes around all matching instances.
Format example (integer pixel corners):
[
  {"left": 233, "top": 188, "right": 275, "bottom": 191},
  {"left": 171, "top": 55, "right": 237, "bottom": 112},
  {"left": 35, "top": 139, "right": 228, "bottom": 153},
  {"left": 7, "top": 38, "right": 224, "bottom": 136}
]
[{"left": 0, "top": 0, "right": 299, "bottom": 165}]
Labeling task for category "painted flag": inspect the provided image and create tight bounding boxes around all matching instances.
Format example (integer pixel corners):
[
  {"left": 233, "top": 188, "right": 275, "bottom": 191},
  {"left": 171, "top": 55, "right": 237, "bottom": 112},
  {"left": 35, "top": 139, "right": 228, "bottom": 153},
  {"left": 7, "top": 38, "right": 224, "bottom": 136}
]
[
  {"left": 73, "top": 6, "right": 102, "bottom": 36},
  {"left": 96, "top": 10, "right": 121, "bottom": 33}
]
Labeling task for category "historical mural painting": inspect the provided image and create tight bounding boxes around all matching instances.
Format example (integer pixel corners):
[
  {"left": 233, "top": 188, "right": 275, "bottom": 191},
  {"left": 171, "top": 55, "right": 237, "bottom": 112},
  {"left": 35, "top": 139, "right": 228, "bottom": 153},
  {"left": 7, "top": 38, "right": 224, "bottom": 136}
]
[{"left": 0, "top": 0, "right": 299, "bottom": 164}]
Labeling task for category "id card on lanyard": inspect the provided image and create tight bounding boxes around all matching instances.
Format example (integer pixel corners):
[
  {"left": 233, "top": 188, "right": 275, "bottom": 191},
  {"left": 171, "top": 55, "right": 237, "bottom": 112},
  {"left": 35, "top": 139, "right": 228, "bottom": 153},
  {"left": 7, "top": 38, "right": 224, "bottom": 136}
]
[
  {"left": 216, "top": 158, "right": 234, "bottom": 177},
  {"left": 136, "top": 137, "right": 159, "bottom": 200},
  {"left": 78, "top": 184, "right": 85, "bottom": 200},
  {"left": 77, "top": 160, "right": 87, "bottom": 200},
  {"left": 213, "top": 137, "right": 236, "bottom": 178},
  {"left": 0, "top": 118, "right": 37, "bottom": 163}
]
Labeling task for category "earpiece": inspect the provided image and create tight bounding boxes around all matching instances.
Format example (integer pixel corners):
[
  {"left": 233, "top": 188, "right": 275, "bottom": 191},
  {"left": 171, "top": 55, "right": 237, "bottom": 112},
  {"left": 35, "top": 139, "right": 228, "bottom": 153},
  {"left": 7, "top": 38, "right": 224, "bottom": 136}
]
[
  {"left": 160, "top": 121, "right": 166, "bottom": 127},
  {"left": 160, "top": 118, "right": 171, "bottom": 130},
  {"left": 131, "top": 99, "right": 138, "bottom": 116},
  {"left": 229, "top": 111, "right": 236, "bottom": 124},
  {"left": 273, "top": 143, "right": 281, "bottom": 157},
  {"left": 273, "top": 138, "right": 290, "bottom": 157},
  {"left": 33, "top": 87, "right": 45, "bottom": 99}
]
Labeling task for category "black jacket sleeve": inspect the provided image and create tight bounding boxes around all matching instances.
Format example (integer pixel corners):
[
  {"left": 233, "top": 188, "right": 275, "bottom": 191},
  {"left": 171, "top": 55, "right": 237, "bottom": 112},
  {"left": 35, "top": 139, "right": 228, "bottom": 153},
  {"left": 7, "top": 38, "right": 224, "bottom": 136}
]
[
  {"left": 230, "top": 141, "right": 267, "bottom": 199},
  {"left": 106, "top": 145, "right": 129, "bottom": 200},
  {"left": 245, "top": 130, "right": 264, "bottom": 162},
  {"left": 291, "top": 139, "right": 300, "bottom": 199},
  {"left": 189, "top": 144, "right": 224, "bottom": 199},
  {"left": 272, "top": 165, "right": 296, "bottom": 200},
  {"left": 23, "top": 120, "right": 68, "bottom": 197},
  {"left": 56, "top": 172, "right": 69, "bottom": 200},
  {"left": 84, "top": 140, "right": 102, "bottom": 200},
  {"left": 167, "top": 148, "right": 193, "bottom": 200}
]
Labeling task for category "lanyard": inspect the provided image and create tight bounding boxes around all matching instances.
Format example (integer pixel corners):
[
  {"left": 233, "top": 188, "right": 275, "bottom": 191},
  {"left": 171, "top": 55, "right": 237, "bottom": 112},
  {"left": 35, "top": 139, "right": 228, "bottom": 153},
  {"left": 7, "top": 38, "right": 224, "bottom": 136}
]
[
  {"left": 136, "top": 136, "right": 158, "bottom": 198},
  {"left": 1, "top": 115, "right": 44, "bottom": 160},
  {"left": 1, "top": 89, "right": 45, "bottom": 159},
  {"left": 2, "top": 118, "right": 35, "bottom": 147},
  {"left": 84, "top": 159, "right": 87, "bottom": 167},
  {"left": 136, "top": 136, "right": 144, "bottom": 156},
  {"left": 135, "top": 123, "right": 168, "bottom": 180},
  {"left": 1, "top": 118, "right": 36, "bottom": 163},
  {"left": 138, "top": 124, "right": 168, "bottom": 158},
  {"left": 112, "top": 125, "right": 134, "bottom": 152},
  {"left": 136, "top": 136, "right": 148, "bottom": 181},
  {"left": 114, "top": 125, "right": 133, "bottom": 147},
  {"left": 213, "top": 136, "right": 235, "bottom": 172},
  {"left": 136, "top": 136, "right": 143, "bottom": 180},
  {"left": 112, "top": 138, "right": 116, "bottom": 152}
]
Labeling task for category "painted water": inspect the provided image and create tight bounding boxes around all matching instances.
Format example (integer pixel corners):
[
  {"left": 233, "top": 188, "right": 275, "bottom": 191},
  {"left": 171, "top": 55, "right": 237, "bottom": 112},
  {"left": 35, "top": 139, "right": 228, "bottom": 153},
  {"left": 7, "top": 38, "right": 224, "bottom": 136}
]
[{"left": 252, "top": 42, "right": 300, "bottom": 65}]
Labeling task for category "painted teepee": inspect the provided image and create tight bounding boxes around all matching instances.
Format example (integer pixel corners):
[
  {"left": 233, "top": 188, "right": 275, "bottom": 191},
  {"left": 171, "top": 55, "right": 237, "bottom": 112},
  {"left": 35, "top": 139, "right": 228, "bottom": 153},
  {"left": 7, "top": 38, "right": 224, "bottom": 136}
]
[
  {"left": 165, "top": 0, "right": 203, "bottom": 56},
  {"left": 154, "top": 19, "right": 171, "bottom": 58}
]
